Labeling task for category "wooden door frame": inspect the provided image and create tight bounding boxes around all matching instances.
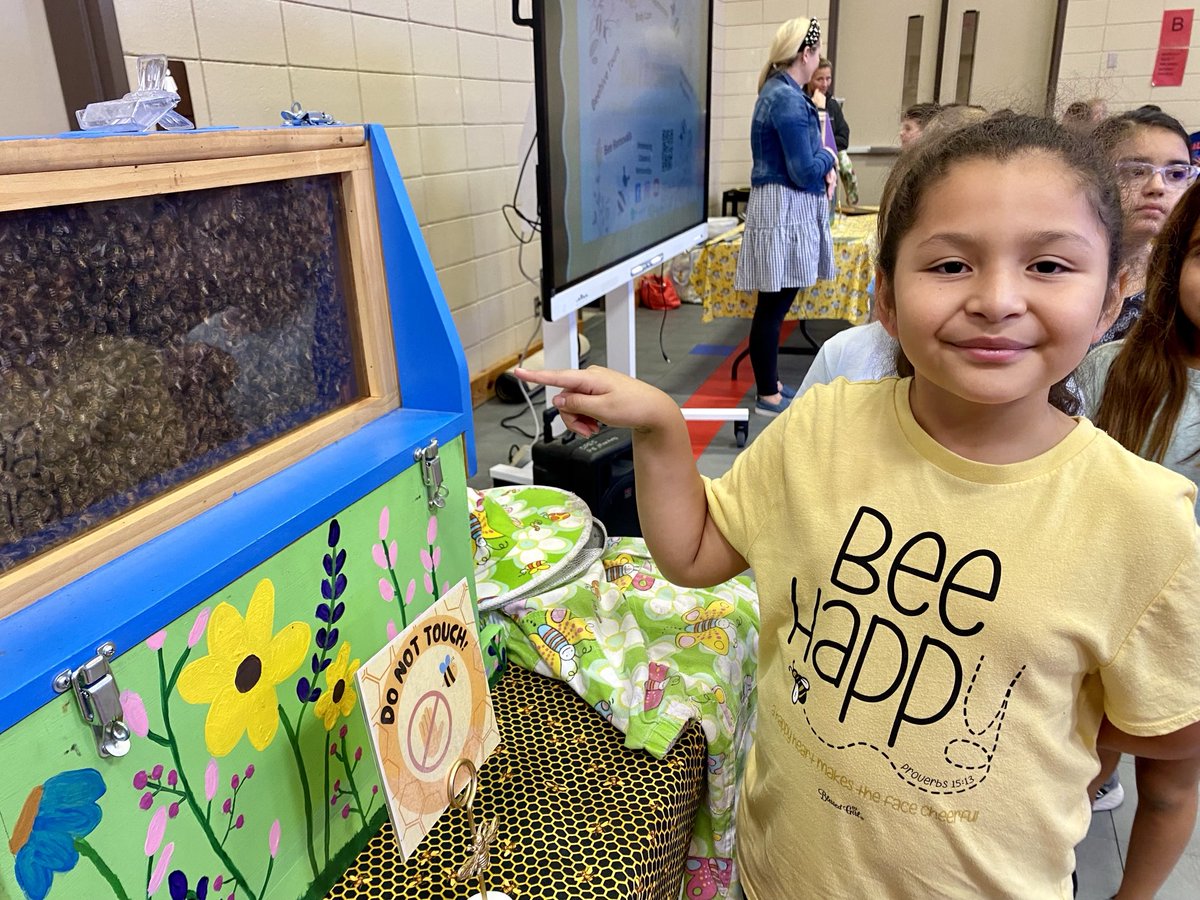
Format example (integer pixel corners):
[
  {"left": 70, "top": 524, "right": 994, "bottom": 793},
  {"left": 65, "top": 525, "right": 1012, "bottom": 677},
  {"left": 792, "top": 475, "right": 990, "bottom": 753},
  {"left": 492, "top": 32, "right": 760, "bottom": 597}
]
[{"left": 41, "top": 0, "right": 129, "bottom": 130}]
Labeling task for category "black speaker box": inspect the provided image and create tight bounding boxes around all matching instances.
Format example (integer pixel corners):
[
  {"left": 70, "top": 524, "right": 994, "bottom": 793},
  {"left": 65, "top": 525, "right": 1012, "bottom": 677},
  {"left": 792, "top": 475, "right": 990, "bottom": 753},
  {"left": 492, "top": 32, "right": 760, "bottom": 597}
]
[{"left": 531, "top": 423, "right": 641, "bottom": 537}]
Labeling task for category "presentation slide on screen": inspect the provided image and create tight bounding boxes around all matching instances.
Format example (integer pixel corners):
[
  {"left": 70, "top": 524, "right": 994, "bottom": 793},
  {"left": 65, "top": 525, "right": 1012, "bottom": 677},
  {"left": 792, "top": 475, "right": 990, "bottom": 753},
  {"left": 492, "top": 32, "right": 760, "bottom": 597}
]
[{"left": 548, "top": 0, "right": 708, "bottom": 288}]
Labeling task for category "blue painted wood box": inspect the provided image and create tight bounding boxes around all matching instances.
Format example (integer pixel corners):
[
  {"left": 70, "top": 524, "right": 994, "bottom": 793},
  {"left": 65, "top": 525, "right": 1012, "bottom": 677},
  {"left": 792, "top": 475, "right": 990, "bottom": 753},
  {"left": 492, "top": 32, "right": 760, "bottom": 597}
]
[{"left": 0, "top": 124, "right": 476, "bottom": 900}]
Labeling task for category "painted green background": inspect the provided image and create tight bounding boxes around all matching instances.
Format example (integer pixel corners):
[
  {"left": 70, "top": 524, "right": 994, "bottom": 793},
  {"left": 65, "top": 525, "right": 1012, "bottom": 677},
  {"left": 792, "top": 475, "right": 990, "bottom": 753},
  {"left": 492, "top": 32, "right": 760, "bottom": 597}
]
[{"left": 0, "top": 436, "right": 473, "bottom": 900}]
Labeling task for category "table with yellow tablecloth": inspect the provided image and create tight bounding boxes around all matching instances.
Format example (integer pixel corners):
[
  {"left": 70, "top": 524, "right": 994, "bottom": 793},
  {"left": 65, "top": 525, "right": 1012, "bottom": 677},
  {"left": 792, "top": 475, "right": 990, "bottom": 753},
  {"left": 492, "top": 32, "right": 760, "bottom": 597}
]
[{"left": 692, "top": 213, "right": 877, "bottom": 325}]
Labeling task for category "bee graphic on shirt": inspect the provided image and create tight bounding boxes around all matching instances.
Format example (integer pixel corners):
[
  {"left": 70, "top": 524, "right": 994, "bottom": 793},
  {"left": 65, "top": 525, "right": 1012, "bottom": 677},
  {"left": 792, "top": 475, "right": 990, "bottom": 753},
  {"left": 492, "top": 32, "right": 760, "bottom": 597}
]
[{"left": 789, "top": 661, "right": 810, "bottom": 705}]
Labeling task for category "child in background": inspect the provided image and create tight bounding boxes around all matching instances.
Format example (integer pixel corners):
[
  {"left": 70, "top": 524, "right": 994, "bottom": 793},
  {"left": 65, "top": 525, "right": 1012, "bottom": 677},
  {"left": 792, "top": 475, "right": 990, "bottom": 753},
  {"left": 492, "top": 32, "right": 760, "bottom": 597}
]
[
  {"left": 519, "top": 115, "right": 1200, "bottom": 898},
  {"left": 898, "top": 101, "right": 940, "bottom": 149},
  {"left": 1092, "top": 106, "right": 1195, "bottom": 344},
  {"left": 1076, "top": 183, "right": 1200, "bottom": 900}
]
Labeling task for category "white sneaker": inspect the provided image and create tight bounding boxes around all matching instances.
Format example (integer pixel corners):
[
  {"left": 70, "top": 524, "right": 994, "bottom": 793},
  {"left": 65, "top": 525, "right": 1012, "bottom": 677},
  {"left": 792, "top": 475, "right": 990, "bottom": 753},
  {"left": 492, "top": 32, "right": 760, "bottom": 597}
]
[{"left": 1091, "top": 774, "right": 1124, "bottom": 812}]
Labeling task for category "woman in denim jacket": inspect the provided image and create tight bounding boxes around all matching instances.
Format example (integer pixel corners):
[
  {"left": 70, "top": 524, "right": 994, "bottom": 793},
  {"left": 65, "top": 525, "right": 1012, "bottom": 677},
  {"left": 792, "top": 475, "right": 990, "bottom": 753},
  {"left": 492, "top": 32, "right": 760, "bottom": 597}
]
[{"left": 734, "top": 17, "right": 838, "bottom": 417}]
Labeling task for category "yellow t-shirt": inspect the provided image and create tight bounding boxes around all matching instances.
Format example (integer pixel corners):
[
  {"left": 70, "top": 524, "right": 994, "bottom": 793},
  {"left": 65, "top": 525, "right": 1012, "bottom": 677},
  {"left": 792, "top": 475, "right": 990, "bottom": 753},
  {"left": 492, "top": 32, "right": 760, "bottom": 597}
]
[{"left": 705, "top": 378, "right": 1200, "bottom": 899}]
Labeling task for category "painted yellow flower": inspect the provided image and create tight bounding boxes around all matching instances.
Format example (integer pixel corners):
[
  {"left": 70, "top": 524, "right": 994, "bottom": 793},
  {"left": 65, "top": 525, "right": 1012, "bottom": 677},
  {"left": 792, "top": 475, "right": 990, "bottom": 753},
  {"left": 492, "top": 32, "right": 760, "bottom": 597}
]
[
  {"left": 177, "top": 579, "right": 311, "bottom": 756},
  {"left": 314, "top": 642, "right": 361, "bottom": 730}
]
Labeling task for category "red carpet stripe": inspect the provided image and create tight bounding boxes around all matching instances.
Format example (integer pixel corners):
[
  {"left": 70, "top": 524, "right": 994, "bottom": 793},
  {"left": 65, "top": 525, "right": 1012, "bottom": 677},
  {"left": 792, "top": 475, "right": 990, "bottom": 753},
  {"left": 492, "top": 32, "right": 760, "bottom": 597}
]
[{"left": 682, "top": 321, "right": 798, "bottom": 459}]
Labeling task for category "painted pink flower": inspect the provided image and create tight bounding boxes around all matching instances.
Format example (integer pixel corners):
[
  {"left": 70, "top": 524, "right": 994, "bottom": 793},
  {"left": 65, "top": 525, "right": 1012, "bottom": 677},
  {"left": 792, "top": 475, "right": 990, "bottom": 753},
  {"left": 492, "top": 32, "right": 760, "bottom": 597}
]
[
  {"left": 386, "top": 621, "right": 398, "bottom": 641},
  {"left": 424, "top": 573, "right": 434, "bottom": 595},
  {"left": 144, "top": 806, "right": 167, "bottom": 856},
  {"left": 420, "top": 548, "right": 433, "bottom": 572},
  {"left": 148, "top": 842, "right": 174, "bottom": 894},
  {"left": 405, "top": 580, "right": 416, "bottom": 606},
  {"left": 204, "top": 758, "right": 218, "bottom": 802},
  {"left": 120, "top": 690, "right": 149, "bottom": 738},
  {"left": 269, "top": 819, "right": 281, "bottom": 858},
  {"left": 187, "top": 607, "right": 212, "bottom": 647},
  {"left": 371, "top": 544, "right": 388, "bottom": 568},
  {"left": 378, "top": 577, "right": 394, "bottom": 602},
  {"left": 378, "top": 506, "right": 390, "bottom": 541},
  {"left": 146, "top": 629, "right": 167, "bottom": 651},
  {"left": 426, "top": 515, "right": 437, "bottom": 545},
  {"left": 432, "top": 547, "right": 441, "bottom": 569}
]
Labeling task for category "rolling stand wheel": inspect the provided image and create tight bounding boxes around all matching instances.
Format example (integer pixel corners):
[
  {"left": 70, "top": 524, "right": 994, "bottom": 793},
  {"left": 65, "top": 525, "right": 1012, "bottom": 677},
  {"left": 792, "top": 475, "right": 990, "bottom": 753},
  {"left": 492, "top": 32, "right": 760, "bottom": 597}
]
[{"left": 734, "top": 420, "right": 748, "bottom": 448}]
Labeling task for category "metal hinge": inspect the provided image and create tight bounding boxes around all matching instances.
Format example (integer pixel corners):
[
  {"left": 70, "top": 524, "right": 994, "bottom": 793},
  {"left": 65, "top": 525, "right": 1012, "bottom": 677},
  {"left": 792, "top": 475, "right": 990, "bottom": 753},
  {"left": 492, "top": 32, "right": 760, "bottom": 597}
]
[
  {"left": 415, "top": 439, "right": 448, "bottom": 510},
  {"left": 53, "top": 642, "right": 131, "bottom": 759}
]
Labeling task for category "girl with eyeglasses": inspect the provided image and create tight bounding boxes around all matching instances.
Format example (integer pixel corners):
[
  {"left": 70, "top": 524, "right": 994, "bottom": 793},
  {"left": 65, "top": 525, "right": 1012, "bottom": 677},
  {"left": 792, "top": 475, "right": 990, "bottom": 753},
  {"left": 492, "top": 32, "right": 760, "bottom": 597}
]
[
  {"left": 1093, "top": 106, "right": 1198, "bottom": 344},
  {"left": 1077, "top": 180, "right": 1200, "bottom": 900}
]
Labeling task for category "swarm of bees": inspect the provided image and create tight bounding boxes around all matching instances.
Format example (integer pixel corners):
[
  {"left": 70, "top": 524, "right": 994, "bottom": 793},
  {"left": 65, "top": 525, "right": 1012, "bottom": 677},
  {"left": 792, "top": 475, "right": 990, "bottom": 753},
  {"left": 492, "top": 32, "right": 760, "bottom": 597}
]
[{"left": 0, "top": 176, "right": 358, "bottom": 570}]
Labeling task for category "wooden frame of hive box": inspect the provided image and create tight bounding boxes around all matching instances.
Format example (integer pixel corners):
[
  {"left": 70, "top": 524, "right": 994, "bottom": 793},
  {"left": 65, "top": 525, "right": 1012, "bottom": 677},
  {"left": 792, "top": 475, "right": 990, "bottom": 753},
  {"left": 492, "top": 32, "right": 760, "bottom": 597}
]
[
  {"left": 0, "top": 127, "right": 402, "bottom": 616},
  {"left": 0, "top": 124, "right": 475, "bottom": 764}
]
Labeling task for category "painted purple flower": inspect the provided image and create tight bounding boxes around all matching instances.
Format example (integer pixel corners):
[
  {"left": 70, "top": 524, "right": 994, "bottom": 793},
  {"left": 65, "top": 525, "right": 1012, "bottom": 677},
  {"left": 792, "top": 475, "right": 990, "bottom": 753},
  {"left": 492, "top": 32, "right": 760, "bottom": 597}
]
[
  {"left": 140, "top": 792, "right": 154, "bottom": 811},
  {"left": 234, "top": 814, "right": 244, "bottom": 830},
  {"left": 151, "top": 764, "right": 164, "bottom": 781},
  {"left": 147, "top": 629, "right": 167, "bottom": 651},
  {"left": 168, "top": 870, "right": 208, "bottom": 900},
  {"left": 268, "top": 819, "right": 281, "bottom": 858},
  {"left": 167, "top": 769, "right": 178, "bottom": 788},
  {"left": 339, "top": 723, "right": 348, "bottom": 740},
  {"left": 354, "top": 746, "right": 362, "bottom": 763},
  {"left": 187, "top": 607, "right": 212, "bottom": 647},
  {"left": 145, "top": 806, "right": 167, "bottom": 856},
  {"left": 213, "top": 875, "right": 223, "bottom": 891},
  {"left": 230, "top": 773, "right": 240, "bottom": 791},
  {"left": 340, "top": 803, "right": 350, "bottom": 820},
  {"left": 121, "top": 691, "right": 149, "bottom": 738},
  {"left": 222, "top": 798, "right": 232, "bottom": 815},
  {"left": 168, "top": 802, "right": 180, "bottom": 819},
  {"left": 204, "top": 759, "right": 218, "bottom": 802},
  {"left": 133, "top": 770, "right": 149, "bottom": 791},
  {"left": 244, "top": 764, "right": 254, "bottom": 780},
  {"left": 148, "top": 842, "right": 174, "bottom": 894}
]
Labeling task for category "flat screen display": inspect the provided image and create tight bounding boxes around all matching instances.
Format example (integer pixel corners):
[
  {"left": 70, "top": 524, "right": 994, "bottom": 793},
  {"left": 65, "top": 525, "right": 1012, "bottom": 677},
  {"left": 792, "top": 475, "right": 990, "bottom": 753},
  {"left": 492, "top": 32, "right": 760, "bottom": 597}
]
[{"left": 536, "top": 0, "right": 711, "bottom": 305}]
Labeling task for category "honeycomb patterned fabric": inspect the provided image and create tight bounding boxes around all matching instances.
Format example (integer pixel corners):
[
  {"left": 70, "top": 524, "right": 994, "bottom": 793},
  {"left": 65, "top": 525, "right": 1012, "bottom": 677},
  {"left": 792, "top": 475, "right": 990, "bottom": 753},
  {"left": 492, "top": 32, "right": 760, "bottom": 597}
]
[{"left": 327, "top": 664, "right": 706, "bottom": 899}]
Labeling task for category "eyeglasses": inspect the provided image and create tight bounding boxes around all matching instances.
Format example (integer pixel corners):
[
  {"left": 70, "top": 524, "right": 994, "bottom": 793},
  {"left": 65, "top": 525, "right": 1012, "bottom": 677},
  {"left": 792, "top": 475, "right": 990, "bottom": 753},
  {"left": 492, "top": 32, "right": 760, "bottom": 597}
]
[{"left": 1114, "top": 161, "right": 1200, "bottom": 191}]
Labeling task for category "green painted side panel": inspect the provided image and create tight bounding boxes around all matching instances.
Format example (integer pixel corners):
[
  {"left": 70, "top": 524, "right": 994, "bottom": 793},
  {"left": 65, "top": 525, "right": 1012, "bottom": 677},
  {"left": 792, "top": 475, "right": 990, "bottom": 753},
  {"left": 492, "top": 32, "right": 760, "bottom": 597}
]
[{"left": 0, "top": 437, "right": 472, "bottom": 900}]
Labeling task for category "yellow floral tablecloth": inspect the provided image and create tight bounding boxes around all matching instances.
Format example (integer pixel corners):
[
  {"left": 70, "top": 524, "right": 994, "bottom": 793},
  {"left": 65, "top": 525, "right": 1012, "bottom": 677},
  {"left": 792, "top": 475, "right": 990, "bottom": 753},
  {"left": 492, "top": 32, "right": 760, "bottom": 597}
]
[{"left": 693, "top": 214, "right": 876, "bottom": 324}]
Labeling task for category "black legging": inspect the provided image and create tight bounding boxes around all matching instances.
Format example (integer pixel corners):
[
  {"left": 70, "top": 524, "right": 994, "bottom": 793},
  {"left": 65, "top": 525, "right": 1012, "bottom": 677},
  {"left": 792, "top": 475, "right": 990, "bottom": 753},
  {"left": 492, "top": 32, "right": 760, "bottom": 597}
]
[{"left": 749, "top": 287, "right": 800, "bottom": 397}]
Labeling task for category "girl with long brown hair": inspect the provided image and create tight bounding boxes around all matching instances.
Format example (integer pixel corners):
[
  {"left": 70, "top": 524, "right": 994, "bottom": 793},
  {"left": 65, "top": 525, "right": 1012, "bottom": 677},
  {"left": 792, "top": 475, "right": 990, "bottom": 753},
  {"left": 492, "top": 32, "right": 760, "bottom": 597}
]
[{"left": 1078, "top": 182, "right": 1200, "bottom": 899}]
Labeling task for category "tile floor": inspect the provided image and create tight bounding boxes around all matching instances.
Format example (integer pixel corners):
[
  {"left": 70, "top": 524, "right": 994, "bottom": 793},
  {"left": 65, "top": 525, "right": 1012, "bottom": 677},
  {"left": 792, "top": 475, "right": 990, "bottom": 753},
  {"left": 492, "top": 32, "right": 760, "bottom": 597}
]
[{"left": 467, "top": 301, "right": 1200, "bottom": 897}]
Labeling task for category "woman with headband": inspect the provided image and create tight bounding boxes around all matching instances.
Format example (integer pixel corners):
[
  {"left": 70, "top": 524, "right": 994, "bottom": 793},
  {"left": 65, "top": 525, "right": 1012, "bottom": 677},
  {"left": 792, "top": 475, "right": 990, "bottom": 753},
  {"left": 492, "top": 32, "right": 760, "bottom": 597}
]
[{"left": 734, "top": 17, "right": 838, "bottom": 417}]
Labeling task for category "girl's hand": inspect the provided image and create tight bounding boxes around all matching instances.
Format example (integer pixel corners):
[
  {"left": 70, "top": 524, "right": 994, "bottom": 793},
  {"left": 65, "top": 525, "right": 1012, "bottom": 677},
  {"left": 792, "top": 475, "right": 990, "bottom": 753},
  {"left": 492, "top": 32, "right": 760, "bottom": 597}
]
[
  {"left": 825, "top": 166, "right": 837, "bottom": 199},
  {"left": 513, "top": 365, "right": 678, "bottom": 438}
]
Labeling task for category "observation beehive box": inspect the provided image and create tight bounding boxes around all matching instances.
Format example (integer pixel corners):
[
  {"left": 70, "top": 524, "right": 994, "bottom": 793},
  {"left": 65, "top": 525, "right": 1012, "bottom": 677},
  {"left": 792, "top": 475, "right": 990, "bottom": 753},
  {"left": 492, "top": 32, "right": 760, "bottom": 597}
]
[{"left": 0, "top": 125, "right": 476, "bottom": 900}]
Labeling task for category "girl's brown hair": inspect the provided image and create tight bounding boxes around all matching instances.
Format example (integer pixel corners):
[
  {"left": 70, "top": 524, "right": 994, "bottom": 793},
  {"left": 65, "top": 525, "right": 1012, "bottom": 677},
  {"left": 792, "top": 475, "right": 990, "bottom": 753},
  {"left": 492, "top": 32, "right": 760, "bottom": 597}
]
[
  {"left": 876, "top": 113, "right": 1125, "bottom": 413},
  {"left": 1093, "top": 184, "right": 1200, "bottom": 460}
]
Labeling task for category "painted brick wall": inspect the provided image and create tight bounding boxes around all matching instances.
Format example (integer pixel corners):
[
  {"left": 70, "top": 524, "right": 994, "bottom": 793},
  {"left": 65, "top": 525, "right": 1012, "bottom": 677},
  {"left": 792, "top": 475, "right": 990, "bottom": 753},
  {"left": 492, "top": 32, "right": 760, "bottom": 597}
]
[{"left": 1058, "top": 0, "right": 1200, "bottom": 125}]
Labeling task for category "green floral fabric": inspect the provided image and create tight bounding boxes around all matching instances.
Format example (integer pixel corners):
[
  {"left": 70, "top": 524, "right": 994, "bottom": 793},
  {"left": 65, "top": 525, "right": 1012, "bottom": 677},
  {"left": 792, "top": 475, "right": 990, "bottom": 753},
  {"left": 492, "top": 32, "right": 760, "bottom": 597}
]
[{"left": 476, "top": 491, "right": 759, "bottom": 900}]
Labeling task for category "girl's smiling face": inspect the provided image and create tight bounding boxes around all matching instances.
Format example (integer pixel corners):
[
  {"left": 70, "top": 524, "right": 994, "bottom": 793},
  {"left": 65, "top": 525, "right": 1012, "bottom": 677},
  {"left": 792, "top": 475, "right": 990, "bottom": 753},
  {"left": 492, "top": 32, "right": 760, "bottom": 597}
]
[{"left": 878, "top": 152, "right": 1114, "bottom": 417}]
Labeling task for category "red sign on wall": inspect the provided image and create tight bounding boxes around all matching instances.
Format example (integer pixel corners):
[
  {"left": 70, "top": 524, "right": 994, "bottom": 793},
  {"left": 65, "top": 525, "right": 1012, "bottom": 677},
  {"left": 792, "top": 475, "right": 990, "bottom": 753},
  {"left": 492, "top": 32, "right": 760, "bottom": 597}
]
[
  {"left": 1153, "top": 10, "right": 1193, "bottom": 87},
  {"left": 1160, "top": 9, "right": 1194, "bottom": 48}
]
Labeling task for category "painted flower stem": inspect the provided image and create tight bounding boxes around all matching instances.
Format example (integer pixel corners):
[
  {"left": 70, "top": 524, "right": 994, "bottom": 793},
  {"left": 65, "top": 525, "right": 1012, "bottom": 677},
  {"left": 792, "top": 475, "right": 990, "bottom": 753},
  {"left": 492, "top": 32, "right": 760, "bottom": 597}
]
[
  {"left": 75, "top": 837, "right": 131, "bottom": 900},
  {"left": 381, "top": 541, "right": 407, "bottom": 629},
  {"left": 157, "top": 650, "right": 258, "bottom": 900},
  {"left": 323, "top": 731, "right": 332, "bottom": 865},
  {"left": 146, "top": 730, "right": 171, "bottom": 747},
  {"left": 337, "top": 744, "right": 368, "bottom": 828},
  {"left": 279, "top": 704, "right": 320, "bottom": 880},
  {"left": 258, "top": 856, "right": 276, "bottom": 899}
]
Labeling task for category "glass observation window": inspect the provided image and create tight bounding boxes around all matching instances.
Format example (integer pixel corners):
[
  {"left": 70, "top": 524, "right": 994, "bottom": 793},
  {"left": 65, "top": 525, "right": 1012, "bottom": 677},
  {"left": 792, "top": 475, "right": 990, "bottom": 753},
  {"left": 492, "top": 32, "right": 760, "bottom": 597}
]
[{"left": 0, "top": 174, "right": 363, "bottom": 572}]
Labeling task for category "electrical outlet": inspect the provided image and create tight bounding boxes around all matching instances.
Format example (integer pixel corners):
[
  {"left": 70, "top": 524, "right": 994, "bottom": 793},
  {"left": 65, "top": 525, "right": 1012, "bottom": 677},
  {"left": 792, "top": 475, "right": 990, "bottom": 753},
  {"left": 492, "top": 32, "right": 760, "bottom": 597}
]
[{"left": 1106, "top": 52, "right": 1118, "bottom": 70}]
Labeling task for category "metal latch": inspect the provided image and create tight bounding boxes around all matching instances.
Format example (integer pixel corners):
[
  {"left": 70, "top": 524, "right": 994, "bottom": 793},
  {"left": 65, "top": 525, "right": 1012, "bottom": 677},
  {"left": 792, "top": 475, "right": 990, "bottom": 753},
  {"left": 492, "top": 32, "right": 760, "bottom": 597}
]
[
  {"left": 415, "top": 439, "right": 448, "bottom": 510},
  {"left": 53, "top": 642, "right": 131, "bottom": 759}
]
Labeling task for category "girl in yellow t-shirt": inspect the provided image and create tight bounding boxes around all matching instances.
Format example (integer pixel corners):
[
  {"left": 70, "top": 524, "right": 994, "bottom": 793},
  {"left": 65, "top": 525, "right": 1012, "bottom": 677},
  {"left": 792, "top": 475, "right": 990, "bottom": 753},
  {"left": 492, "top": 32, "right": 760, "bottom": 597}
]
[{"left": 518, "top": 114, "right": 1200, "bottom": 897}]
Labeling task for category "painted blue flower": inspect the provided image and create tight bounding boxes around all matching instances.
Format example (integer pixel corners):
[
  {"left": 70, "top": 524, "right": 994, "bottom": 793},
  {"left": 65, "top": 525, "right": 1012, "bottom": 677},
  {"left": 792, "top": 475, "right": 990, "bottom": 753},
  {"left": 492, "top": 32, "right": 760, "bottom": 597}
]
[
  {"left": 9, "top": 768, "right": 106, "bottom": 900},
  {"left": 169, "top": 869, "right": 209, "bottom": 899}
]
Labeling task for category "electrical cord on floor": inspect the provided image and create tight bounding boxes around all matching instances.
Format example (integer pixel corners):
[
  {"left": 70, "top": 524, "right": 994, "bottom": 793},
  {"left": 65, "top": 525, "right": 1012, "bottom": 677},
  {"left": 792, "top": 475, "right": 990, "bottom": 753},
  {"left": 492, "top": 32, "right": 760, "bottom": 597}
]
[{"left": 656, "top": 261, "right": 671, "bottom": 364}]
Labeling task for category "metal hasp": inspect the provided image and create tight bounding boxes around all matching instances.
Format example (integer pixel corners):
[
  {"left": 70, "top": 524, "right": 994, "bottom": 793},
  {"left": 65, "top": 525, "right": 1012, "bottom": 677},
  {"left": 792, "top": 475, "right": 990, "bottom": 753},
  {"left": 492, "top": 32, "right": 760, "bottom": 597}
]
[
  {"left": 416, "top": 439, "right": 448, "bottom": 510},
  {"left": 52, "top": 642, "right": 131, "bottom": 759}
]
